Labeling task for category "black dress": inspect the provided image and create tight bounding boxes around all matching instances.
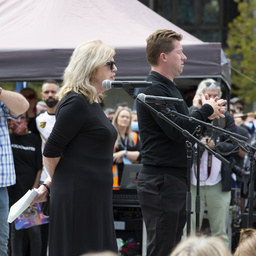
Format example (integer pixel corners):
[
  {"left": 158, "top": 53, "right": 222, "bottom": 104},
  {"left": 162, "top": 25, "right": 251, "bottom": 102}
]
[{"left": 43, "top": 92, "right": 118, "bottom": 256}]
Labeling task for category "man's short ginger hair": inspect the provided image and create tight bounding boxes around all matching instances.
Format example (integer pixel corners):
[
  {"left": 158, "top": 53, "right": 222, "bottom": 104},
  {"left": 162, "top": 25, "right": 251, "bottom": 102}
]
[{"left": 146, "top": 29, "right": 183, "bottom": 66}]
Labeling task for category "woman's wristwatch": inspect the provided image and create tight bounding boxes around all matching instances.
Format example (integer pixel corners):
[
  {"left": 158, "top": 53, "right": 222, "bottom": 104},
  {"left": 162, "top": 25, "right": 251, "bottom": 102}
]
[{"left": 42, "top": 183, "right": 50, "bottom": 194}]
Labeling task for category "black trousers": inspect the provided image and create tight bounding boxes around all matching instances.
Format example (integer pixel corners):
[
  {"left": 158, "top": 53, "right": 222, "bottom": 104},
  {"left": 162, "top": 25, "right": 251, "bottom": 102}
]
[
  {"left": 137, "top": 172, "right": 187, "bottom": 256},
  {"left": 11, "top": 222, "right": 41, "bottom": 256}
]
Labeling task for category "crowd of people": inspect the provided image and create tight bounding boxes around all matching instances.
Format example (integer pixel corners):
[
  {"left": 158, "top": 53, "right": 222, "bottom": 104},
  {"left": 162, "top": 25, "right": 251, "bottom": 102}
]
[{"left": 0, "top": 29, "right": 256, "bottom": 256}]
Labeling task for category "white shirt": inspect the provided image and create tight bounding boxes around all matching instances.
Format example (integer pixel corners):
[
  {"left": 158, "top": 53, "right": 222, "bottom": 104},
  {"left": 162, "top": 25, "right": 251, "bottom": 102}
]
[
  {"left": 191, "top": 149, "right": 222, "bottom": 186},
  {"left": 36, "top": 111, "right": 56, "bottom": 182}
]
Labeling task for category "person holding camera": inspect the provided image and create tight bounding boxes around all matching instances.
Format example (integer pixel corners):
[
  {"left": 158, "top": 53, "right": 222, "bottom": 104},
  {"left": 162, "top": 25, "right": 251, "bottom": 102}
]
[{"left": 188, "top": 78, "right": 239, "bottom": 247}]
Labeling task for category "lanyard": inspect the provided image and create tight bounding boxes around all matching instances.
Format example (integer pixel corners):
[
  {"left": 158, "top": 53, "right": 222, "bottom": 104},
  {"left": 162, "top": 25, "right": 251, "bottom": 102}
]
[
  {"left": 207, "top": 153, "right": 212, "bottom": 180},
  {"left": 124, "top": 135, "right": 128, "bottom": 151},
  {"left": 119, "top": 134, "right": 128, "bottom": 151},
  {"left": 194, "top": 151, "right": 212, "bottom": 182}
]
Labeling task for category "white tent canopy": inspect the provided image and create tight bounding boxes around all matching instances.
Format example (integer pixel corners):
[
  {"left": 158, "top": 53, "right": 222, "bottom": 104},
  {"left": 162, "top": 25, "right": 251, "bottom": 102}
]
[{"left": 0, "top": 0, "right": 230, "bottom": 91}]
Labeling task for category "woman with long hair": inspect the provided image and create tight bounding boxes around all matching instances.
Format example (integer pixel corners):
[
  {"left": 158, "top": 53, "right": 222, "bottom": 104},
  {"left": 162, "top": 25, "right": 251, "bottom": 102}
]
[
  {"left": 32, "top": 40, "right": 118, "bottom": 256},
  {"left": 112, "top": 107, "right": 141, "bottom": 182}
]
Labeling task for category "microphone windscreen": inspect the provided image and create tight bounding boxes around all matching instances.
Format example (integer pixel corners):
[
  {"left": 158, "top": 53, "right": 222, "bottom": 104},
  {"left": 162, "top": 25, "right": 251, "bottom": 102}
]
[
  {"left": 137, "top": 93, "right": 146, "bottom": 102},
  {"left": 102, "top": 80, "right": 111, "bottom": 90}
]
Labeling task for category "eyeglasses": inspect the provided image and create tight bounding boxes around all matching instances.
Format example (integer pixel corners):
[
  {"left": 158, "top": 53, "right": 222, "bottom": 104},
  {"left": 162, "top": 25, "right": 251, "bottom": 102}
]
[
  {"left": 24, "top": 94, "right": 36, "bottom": 100},
  {"left": 106, "top": 61, "right": 116, "bottom": 71},
  {"left": 237, "top": 228, "right": 256, "bottom": 256},
  {"left": 236, "top": 106, "right": 244, "bottom": 111}
]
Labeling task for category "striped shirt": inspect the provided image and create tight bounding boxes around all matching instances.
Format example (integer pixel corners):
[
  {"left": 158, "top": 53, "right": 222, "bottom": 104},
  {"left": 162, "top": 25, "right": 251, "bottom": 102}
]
[{"left": 0, "top": 102, "right": 18, "bottom": 187}]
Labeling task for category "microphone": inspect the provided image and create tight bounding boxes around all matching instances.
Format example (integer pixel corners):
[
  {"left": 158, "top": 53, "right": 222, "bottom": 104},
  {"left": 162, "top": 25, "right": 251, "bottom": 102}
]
[
  {"left": 137, "top": 93, "right": 184, "bottom": 105},
  {"left": 102, "top": 80, "right": 152, "bottom": 90}
]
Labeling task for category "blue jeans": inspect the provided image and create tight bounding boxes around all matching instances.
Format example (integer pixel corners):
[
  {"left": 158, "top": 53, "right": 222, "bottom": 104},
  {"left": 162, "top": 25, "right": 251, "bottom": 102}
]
[{"left": 0, "top": 187, "right": 9, "bottom": 256}]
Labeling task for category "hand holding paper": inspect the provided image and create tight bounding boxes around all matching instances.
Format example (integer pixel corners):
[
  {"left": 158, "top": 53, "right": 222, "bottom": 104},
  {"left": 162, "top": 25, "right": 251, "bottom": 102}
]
[{"left": 8, "top": 189, "right": 38, "bottom": 223}]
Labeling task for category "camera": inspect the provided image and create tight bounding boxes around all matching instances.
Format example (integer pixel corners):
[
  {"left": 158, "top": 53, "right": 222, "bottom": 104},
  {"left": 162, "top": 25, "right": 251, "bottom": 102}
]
[{"left": 232, "top": 165, "right": 245, "bottom": 178}]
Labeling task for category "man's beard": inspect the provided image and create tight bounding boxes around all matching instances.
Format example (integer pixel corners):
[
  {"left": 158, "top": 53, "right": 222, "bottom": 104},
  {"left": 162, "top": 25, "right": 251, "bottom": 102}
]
[{"left": 45, "top": 97, "right": 58, "bottom": 108}]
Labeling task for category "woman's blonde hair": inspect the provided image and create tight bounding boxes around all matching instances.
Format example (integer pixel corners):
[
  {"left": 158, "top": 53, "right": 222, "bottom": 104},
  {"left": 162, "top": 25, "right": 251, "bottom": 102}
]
[
  {"left": 234, "top": 228, "right": 256, "bottom": 256},
  {"left": 170, "top": 236, "right": 231, "bottom": 256},
  {"left": 112, "top": 107, "right": 133, "bottom": 148},
  {"left": 58, "top": 40, "right": 115, "bottom": 103}
]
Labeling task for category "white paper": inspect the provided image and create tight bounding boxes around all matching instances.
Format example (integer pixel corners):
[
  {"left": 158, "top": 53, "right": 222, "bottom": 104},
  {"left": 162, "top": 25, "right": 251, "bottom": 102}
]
[{"left": 8, "top": 189, "right": 38, "bottom": 223}]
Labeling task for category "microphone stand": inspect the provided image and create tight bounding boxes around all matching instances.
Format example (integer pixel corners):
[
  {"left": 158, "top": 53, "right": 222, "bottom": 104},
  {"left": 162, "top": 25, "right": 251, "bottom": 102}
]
[
  {"left": 217, "top": 135, "right": 256, "bottom": 228},
  {"left": 134, "top": 97, "right": 230, "bottom": 235},
  {"left": 164, "top": 108, "right": 256, "bottom": 228},
  {"left": 195, "top": 128, "right": 202, "bottom": 233},
  {"left": 233, "top": 139, "right": 256, "bottom": 227},
  {"left": 185, "top": 125, "right": 203, "bottom": 235},
  {"left": 125, "top": 88, "right": 255, "bottom": 229},
  {"left": 247, "top": 150, "right": 256, "bottom": 227},
  {"left": 163, "top": 108, "right": 248, "bottom": 141}
]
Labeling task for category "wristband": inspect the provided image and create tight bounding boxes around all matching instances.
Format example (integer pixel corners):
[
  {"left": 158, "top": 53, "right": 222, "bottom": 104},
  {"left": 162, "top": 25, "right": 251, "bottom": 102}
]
[
  {"left": 124, "top": 150, "right": 128, "bottom": 158},
  {"left": 42, "top": 183, "right": 50, "bottom": 194}
]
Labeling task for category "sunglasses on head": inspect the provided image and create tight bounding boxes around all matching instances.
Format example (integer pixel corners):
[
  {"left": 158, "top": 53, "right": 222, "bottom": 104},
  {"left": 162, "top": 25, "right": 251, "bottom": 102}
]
[
  {"left": 106, "top": 61, "right": 116, "bottom": 71},
  {"left": 237, "top": 228, "right": 256, "bottom": 256},
  {"left": 205, "top": 81, "right": 220, "bottom": 87},
  {"left": 25, "top": 94, "right": 36, "bottom": 100},
  {"left": 117, "top": 106, "right": 131, "bottom": 111}
]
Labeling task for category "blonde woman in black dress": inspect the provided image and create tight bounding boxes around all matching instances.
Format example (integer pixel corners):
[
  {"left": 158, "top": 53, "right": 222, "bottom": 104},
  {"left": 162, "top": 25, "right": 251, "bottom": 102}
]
[{"left": 33, "top": 40, "right": 118, "bottom": 256}]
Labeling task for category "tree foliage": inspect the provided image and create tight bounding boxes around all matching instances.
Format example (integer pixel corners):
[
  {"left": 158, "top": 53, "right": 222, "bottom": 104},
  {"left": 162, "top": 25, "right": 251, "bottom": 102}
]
[{"left": 225, "top": 0, "right": 256, "bottom": 104}]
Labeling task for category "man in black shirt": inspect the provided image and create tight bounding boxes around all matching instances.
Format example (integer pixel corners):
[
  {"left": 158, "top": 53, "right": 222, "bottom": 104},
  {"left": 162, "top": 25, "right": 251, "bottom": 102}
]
[{"left": 136, "top": 29, "right": 226, "bottom": 256}]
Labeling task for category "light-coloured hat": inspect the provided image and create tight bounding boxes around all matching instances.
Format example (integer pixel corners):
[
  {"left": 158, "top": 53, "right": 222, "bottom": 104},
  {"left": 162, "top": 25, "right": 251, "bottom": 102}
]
[{"left": 230, "top": 97, "right": 244, "bottom": 105}]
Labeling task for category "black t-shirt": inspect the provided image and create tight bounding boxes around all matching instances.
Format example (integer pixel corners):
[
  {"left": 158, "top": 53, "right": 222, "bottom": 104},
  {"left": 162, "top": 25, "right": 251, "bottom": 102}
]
[
  {"left": 115, "top": 132, "right": 141, "bottom": 154},
  {"left": 8, "top": 132, "right": 42, "bottom": 206},
  {"left": 115, "top": 132, "right": 141, "bottom": 180}
]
